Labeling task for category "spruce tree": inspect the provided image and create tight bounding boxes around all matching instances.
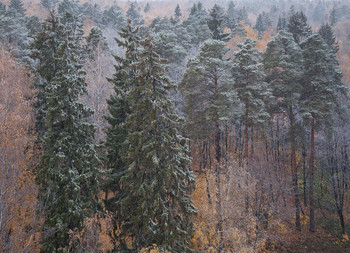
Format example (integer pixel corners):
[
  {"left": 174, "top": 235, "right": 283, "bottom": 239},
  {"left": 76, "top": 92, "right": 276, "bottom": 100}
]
[
  {"left": 232, "top": 39, "right": 271, "bottom": 160},
  {"left": 115, "top": 33, "right": 196, "bottom": 252},
  {"left": 264, "top": 31, "right": 304, "bottom": 231},
  {"left": 9, "top": 0, "right": 25, "bottom": 16},
  {"left": 318, "top": 23, "right": 339, "bottom": 52},
  {"left": 144, "top": 2, "right": 151, "bottom": 13},
  {"left": 208, "top": 4, "right": 230, "bottom": 41},
  {"left": 287, "top": 11, "right": 312, "bottom": 43},
  {"left": 34, "top": 11, "right": 102, "bottom": 252},
  {"left": 126, "top": 2, "right": 144, "bottom": 26},
  {"left": 300, "top": 34, "right": 346, "bottom": 233},
  {"left": 174, "top": 4, "right": 182, "bottom": 23},
  {"left": 102, "top": 3, "right": 126, "bottom": 29},
  {"left": 31, "top": 11, "right": 63, "bottom": 138},
  {"left": 103, "top": 21, "right": 140, "bottom": 250},
  {"left": 277, "top": 16, "right": 287, "bottom": 31},
  {"left": 225, "top": 1, "right": 237, "bottom": 30}
]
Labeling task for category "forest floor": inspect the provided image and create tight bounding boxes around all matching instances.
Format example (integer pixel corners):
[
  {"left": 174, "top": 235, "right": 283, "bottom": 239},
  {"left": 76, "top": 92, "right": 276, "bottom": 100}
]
[{"left": 276, "top": 218, "right": 350, "bottom": 252}]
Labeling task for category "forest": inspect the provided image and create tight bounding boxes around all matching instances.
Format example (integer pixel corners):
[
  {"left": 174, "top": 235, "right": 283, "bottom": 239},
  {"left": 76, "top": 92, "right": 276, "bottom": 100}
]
[{"left": 0, "top": 0, "right": 350, "bottom": 252}]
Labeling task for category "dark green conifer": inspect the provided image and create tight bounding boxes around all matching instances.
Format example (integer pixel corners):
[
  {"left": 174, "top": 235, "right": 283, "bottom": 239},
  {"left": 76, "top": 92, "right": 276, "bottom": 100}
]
[
  {"left": 112, "top": 33, "right": 196, "bottom": 252},
  {"left": 34, "top": 11, "right": 102, "bottom": 252}
]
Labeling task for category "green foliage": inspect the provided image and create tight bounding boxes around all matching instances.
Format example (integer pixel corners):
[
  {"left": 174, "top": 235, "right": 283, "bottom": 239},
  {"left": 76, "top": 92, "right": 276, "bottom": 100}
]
[
  {"left": 103, "top": 21, "right": 140, "bottom": 250},
  {"left": 34, "top": 11, "right": 102, "bottom": 252},
  {"left": 207, "top": 4, "right": 230, "bottom": 41},
  {"left": 232, "top": 39, "right": 271, "bottom": 127},
  {"left": 300, "top": 34, "right": 345, "bottom": 124},
  {"left": 287, "top": 11, "right": 312, "bottom": 43},
  {"left": 126, "top": 2, "right": 144, "bottom": 26},
  {"left": 180, "top": 39, "right": 237, "bottom": 140},
  {"left": 9, "top": 0, "right": 25, "bottom": 16},
  {"left": 107, "top": 30, "right": 196, "bottom": 252}
]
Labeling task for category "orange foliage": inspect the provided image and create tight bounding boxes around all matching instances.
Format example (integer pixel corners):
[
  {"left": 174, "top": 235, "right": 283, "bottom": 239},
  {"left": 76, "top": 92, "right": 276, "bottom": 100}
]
[{"left": 0, "top": 49, "right": 41, "bottom": 252}]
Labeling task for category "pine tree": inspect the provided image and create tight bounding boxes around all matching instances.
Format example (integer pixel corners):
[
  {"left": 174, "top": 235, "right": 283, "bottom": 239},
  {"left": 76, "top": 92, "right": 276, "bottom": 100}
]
[
  {"left": 180, "top": 40, "right": 235, "bottom": 146},
  {"left": 34, "top": 11, "right": 102, "bottom": 252},
  {"left": 115, "top": 33, "right": 196, "bottom": 252},
  {"left": 180, "top": 40, "right": 236, "bottom": 250},
  {"left": 264, "top": 30, "right": 304, "bottom": 231},
  {"left": 208, "top": 4, "right": 230, "bottom": 41},
  {"left": 232, "top": 39, "right": 271, "bottom": 160},
  {"left": 0, "top": 3, "right": 32, "bottom": 64},
  {"left": 300, "top": 34, "right": 346, "bottom": 233},
  {"left": 103, "top": 21, "right": 140, "bottom": 250}
]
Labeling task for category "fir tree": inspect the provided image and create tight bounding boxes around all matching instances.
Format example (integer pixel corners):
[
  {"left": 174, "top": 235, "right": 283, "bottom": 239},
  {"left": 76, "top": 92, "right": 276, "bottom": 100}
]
[
  {"left": 34, "top": 11, "right": 102, "bottom": 252},
  {"left": 115, "top": 33, "right": 196, "bottom": 252},
  {"left": 264, "top": 30, "right": 304, "bottom": 231},
  {"left": 300, "top": 34, "right": 346, "bottom": 233},
  {"left": 232, "top": 39, "right": 271, "bottom": 160}
]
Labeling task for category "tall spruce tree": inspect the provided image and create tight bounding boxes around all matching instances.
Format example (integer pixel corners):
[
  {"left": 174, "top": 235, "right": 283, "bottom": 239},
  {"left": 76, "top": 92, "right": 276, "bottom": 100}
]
[
  {"left": 232, "top": 39, "right": 271, "bottom": 160},
  {"left": 300, "top": 34, "right": 346, "bottom": 232},
  {"left": 34, "top": 11, "right": 102, "bottom": 252},
  {"left": 103, "top": 21, "right": 140, "bottom": 250},
  {"left": 264, "top": 30, "right": 304, "bottom": 231},
  {"left": 114, "top": 33, "right": 196, "bottom": 252},
  {"left": 31, "top": 11, "right": 62, "bottom": 138}
]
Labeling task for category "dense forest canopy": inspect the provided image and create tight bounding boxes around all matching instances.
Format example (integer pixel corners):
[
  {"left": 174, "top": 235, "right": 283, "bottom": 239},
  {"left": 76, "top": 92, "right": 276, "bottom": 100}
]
[{"left": 1, "top": 0, "right": 350, "bottom": 252}]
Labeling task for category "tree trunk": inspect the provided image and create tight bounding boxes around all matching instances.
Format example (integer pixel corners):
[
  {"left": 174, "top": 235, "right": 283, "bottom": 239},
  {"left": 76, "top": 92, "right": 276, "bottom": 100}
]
[
  {"left": 338, "top": 209, "right": 345, "bottom": 234},
  {"left": 290, "top": 106, "right": 301, "bottom": 231},
  {"left": 250, "top": 127, "right": 254, "bottom": 156},
  {"left": 302, "top": 143, "right": 307, "bottom": 206},
  {"left": 309, "top": 117, "right": 315, "bottom": 232},
  {"left": 244, "top": 102, "right": 249, "bottom": 160},
  {"left": 214, "top": 76, "right": 223, "bottom": 252}
]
